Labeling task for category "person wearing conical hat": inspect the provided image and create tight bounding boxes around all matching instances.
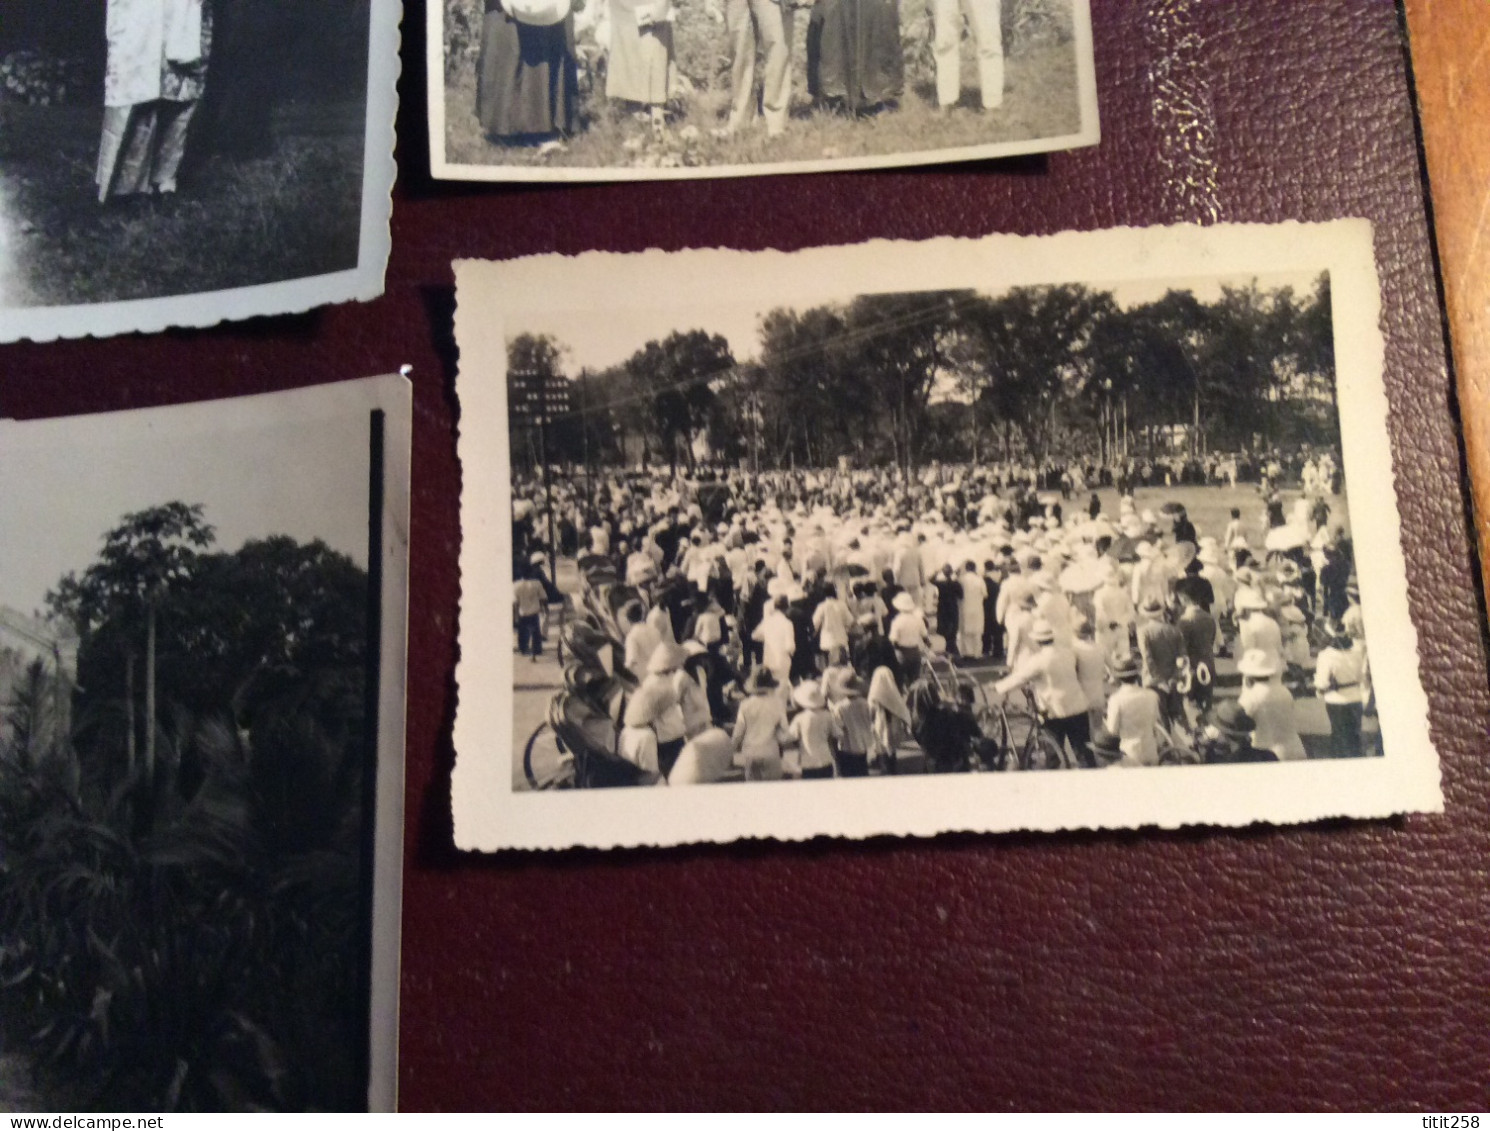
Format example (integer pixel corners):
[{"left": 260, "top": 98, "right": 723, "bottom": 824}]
[
  {"left": 667, "top": 725, "right": 736, "bottom": 785},
  {"left": 731, "top": 669, "right": 790, "bottom": 780},
  {"left": 787, "top": 680, "right": 839, "bottom": 780},
  {"left": 994, "top": 617, "right": 1094, "bottom": 767},
  {"left": 1236, "top": 648, "right": 1306, "bottom": 760},
  {"left": 1102, "top": 650, "right": 1159, "bottom": 767}
]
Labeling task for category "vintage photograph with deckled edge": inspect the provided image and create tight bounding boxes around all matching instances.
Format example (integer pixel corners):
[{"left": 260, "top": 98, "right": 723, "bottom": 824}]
[
  {"left": 429, "top": 0, "right": 1097, "bottom": 181},
  {"left": 0, "top": 376, "right": 410, "bottom": 1111},
  {"left": 451, "top": 222, "right": 1440, "bottom": 852},
  {"left": 0, "top": 0, "right": 400, "bottom": 343}
]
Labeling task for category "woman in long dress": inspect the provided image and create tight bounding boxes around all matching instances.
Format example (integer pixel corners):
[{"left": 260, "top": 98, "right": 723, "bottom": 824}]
[
  {"left": 98, "top": 0, "right": 213, "bottom": 201},
  {"left": 806, "top": 0, "right": 902, "bottom": 115},
  {"left": 605, "top": 0, "right": 675, "bottom": 133},
  {"left": 476, "top": 0, "right": 580, "bottom": 143},
  {"left": 957, "top": 560, "right": 986, "bottom": 659}
]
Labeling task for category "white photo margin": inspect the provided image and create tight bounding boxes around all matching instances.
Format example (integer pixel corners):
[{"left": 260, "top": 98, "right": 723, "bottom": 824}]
[
  {"left": 426, "top": 0, "right": 1099, "bottom": 182},
  {"left": 451, "top": 221, "right": 1441, "bottom": 852}
]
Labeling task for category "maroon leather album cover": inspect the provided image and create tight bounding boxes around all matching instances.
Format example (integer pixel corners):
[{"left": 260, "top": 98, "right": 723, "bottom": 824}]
[{"left": 2, "top": 0, "right": 1486, "bottom": 1111}]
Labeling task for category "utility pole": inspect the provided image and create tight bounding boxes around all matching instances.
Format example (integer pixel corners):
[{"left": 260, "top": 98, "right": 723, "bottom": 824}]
[{"left": 538, "top": 404, "right": 556, "bottom": 585}]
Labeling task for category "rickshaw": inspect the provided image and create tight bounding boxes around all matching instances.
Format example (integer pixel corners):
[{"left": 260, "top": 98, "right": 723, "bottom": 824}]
[{"left": 522, "top": 664, "right": 660, "bottom": 790}]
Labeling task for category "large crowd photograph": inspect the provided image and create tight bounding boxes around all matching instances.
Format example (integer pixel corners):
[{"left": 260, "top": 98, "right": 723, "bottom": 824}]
[
  {"left": 452, "top": 224, "right": 1438, "bottom": 851},
  {"left": 431, "top": 0, "right": 1097, "bottom": 179},
  {"left": 0, "top": 0, "right": 398, "bottom": 341}
]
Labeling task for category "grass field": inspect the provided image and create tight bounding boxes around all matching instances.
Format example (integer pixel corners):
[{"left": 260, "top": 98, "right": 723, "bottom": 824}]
[
  {"left": 0, "top": 99, "right": 364, "bottom": 307},
  {"left": 1088, "top": 482, "right": 1351, "bottom": 548},
  {"left": 443, "top": 28, "right": 1082, "bottom": 172}
]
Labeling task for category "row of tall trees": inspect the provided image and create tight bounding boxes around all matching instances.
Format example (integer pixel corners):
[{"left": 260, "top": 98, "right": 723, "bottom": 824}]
[
  {"left": 510, "top": 273, "right": 1337, "bottom": 478},
  {"left": 0, "top": 504, "right": 371, "bottom": 1110}
]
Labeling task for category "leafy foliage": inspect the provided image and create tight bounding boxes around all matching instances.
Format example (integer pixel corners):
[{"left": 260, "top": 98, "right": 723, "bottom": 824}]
[
  {"left": 1, "top": 507, "right": 370, "bottom": 1111},
  {"left": 527, "top": 273, "right": 1338, "bottom": 475}
]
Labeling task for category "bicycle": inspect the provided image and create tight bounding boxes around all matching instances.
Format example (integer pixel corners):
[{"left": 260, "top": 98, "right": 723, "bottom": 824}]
[
  {"left": 523, "top": 719, "right": 577, "bottom": 790},
  {"left": 983, "top": 685, "right": 1066, "bottom": 771}
]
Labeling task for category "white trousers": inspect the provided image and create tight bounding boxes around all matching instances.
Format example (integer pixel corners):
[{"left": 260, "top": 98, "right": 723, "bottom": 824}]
[{"left": 931, "top": 0, "right": 1003, "bottom": 109}]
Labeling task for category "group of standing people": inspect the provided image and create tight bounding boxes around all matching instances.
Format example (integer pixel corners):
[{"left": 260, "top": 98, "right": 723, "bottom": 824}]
[
  {"left": 519, "top": 454, "right": 1375, "bottom": 786},
  {"left": 474, "top": 0, "right": 1008, "bottom": 146}
]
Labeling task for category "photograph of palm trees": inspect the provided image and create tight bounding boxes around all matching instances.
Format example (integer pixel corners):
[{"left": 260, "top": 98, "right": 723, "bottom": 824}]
[{"left": 0, "top": 376, "right": 410, "bottom": 1112}]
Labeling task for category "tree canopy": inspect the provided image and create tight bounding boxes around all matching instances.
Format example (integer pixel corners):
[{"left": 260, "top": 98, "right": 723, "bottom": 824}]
[
  {"left": 512, "top": 273, "right": 1337, "bottom": 478},
  {"left": 6, "top": 505, "right": 372, "bottom": 1110}
]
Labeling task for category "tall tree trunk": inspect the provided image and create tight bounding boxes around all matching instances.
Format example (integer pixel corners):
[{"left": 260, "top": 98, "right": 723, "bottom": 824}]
[
  {"left": 145, "top": 604, "right": 156, "bottom": 780},
  {"left": 124, "top": 648, "right": 136, "bottom": 773}
]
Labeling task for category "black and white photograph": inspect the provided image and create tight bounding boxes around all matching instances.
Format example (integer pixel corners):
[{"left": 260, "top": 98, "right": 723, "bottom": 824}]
[
  {"left": 429, "top": 0, "right": 1097, "bottom": 180},
  {"left": 452, "top": 223, "right": 1439, "bottom": 851},
  {"left": 0, "top": 375, "right": 410, "bottom": 1111},
  {"left": 0, "top": 0, "right": 399, "bottom": 342}
]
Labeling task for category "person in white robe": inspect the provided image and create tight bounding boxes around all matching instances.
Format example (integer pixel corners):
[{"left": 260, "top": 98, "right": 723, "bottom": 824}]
[
  {"left": 957, "top": 561, "right": 986, "bottom": 658},
  {"left": 99, "top": 0, "right": 212, "bottom": 201}
]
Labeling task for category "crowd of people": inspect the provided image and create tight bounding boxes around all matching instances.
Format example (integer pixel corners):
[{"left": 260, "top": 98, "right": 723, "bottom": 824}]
[
  {"left": 473, "top": 0, "right": 1014, "bottom": 148},
  {"left": 513, "top": 448, "right": 1373, "bottom": 785}
]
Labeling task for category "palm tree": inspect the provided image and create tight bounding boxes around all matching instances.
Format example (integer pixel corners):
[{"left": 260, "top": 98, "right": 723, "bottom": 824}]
[{"left": 48, "top": 503, "right": 216, "bottom": 784}]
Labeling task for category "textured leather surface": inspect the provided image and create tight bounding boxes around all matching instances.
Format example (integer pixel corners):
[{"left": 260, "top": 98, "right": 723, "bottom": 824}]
[
  {"left": 1406, "top": 0, "right": 1490, "bottom": 615},
  {"left": 4, "top": 0, "right": 1489, "bottom": 1111}
]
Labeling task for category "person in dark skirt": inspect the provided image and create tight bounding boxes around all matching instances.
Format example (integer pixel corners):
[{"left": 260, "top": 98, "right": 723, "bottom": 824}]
[
  {"left": 807, "top": 0, "right": 903, "bottom": 115},
  {"left": 476, "top": 0, "right": 579, "bottom": 143}
]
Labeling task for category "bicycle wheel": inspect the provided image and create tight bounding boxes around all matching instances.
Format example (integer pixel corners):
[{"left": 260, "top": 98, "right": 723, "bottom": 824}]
[
  {"left": 1001, "top": 710, "right": 1061, "bottom": 771},
  {"left": 523, "top": 722, "right": 576, "bottom": 790},
  {"left": 1027, "top": 729, "right": 1066, "bottom": 772}
]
